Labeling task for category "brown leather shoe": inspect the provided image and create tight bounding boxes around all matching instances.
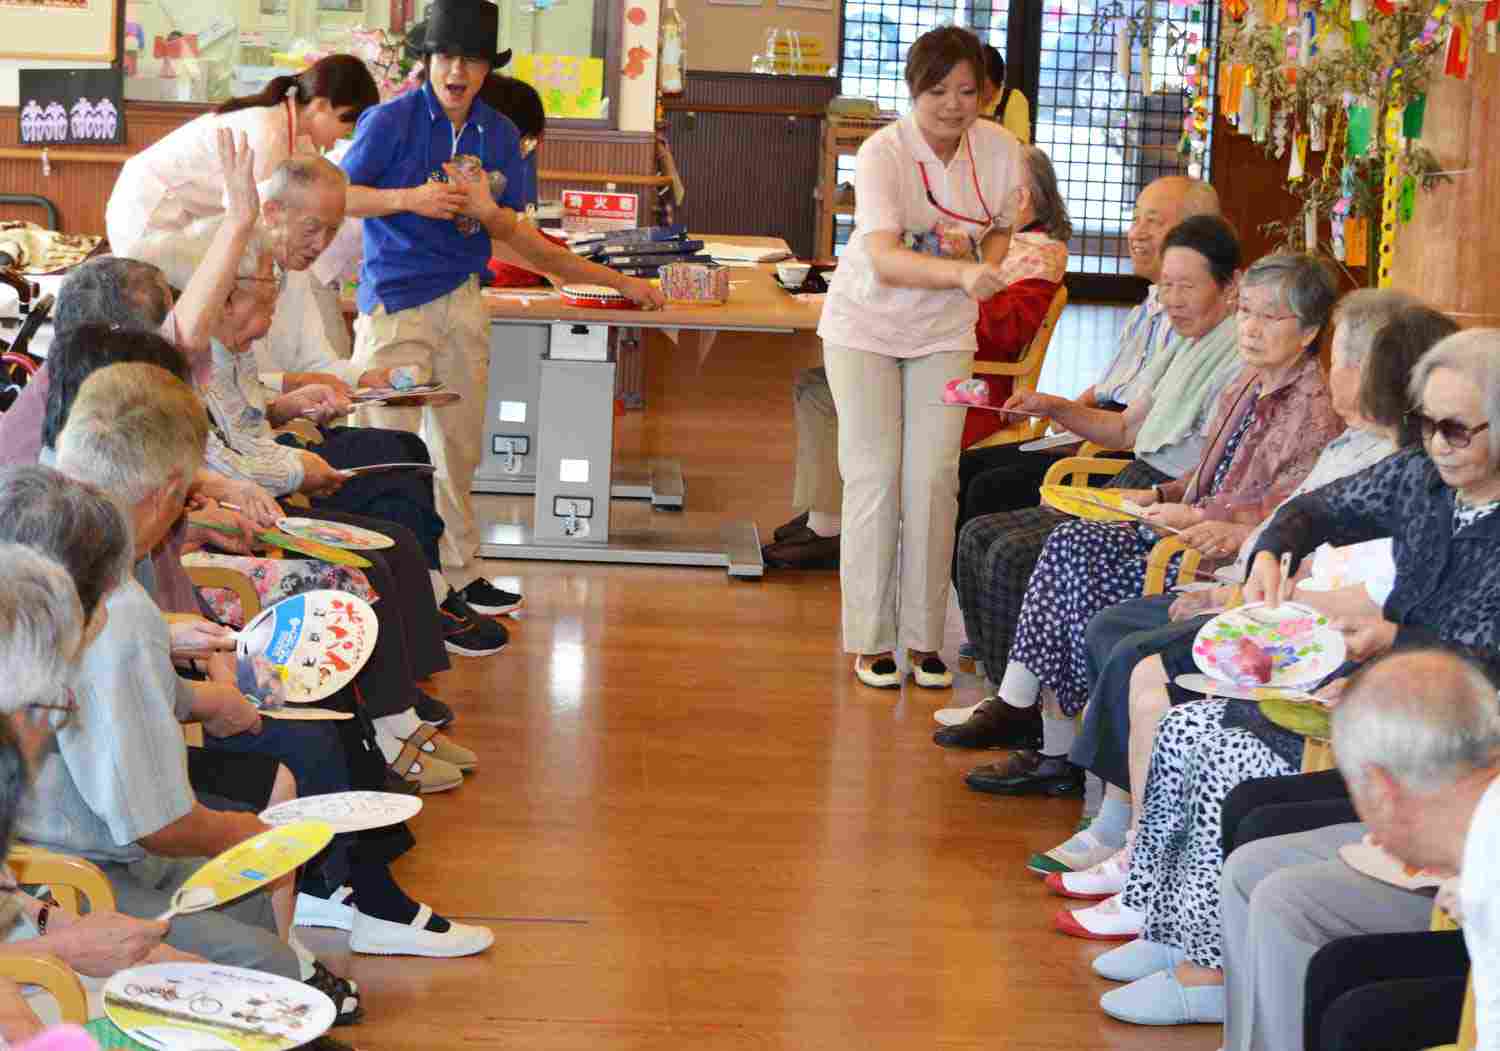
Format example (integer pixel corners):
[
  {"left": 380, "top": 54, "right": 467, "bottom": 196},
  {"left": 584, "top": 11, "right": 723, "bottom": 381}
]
[
  {"left": 773, "top": 511, "right": 810, "bottom": 542},
  {"left": 762, "top": 527, "right": 840, "bottom": 569},
  {"left": 931, "top": 698, "right": 1043, "bottom": 749},
  {"left": 966, "top": 749, "right": 1084, "bottom": 796}
]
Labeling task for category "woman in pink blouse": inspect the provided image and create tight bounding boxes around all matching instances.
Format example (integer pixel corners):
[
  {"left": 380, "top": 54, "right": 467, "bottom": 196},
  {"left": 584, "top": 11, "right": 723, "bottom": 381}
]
[
  {"left": 817, "top": 26, "right": 1025, "bottom": 691},
  {"left": 105, "top": 55, "right": 378, "bottom": 258}
]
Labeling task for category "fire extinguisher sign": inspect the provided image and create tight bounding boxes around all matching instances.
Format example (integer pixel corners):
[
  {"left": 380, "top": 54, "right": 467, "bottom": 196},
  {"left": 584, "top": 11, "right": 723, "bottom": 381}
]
[{"left": 561, "top": 190, "right": 640, "bottom": 232}]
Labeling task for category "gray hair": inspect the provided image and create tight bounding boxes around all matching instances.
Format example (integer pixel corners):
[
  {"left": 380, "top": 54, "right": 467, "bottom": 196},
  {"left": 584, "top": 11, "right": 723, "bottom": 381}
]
[
  {"left": 1331, "top": 289, "right": 1422, "bottom": 367},
  {"left": 1021, "top": 146, "right": 1072, "bottom": 244},
  {"left": 1334, "top": 650, "right": 1500, "bottom": 795},
  {"left": 1241, "top": 253, "right": 1339, "bottom": 338},
  {"left": 1408, "top": 328, "right": 1500, "bottom": 462},
  {"left": 53, "top": 363, "right": 209, "bottom": 506},
  {"left": 262, "top": 154, "right": 348, "bottom": 208},
  {"left": 133, "top": 216, "right": 270, "bottom": 293},
  {"left": 54, "top": 257, "right": 172, "bottom": 333},
  {"left": 0, "top": 543, "right": 84, "bottom": 714},
  {"left": 0, "top": 466, "right": 132, "bottom": 622}
]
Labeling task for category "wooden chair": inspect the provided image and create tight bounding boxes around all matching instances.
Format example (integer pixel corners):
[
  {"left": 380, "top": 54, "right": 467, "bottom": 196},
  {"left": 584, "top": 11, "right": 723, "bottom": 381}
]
[
  {"left": 1425, "top": 905, "right": 1478, "bottom": 1051},
  {"left": 966, "top": 285, "right": 1069, "bottom": 450},
  {"left": 177, "top": 564, "right": 265, "bottom": 748},
  {"left": 1040, "top": 453, "right": 1130, "bottom": 490},
  {"left": 2, "top": 845, "right": 118, "bottom": 1024}
]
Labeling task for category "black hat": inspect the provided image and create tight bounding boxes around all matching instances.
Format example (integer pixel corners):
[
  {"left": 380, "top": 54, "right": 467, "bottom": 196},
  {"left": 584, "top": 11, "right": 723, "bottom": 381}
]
[{"left": 407, "top": 1, "right": 511, "bottom": 70}]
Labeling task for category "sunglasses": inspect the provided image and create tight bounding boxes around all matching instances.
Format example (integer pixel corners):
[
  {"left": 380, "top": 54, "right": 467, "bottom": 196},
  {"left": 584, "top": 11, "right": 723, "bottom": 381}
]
[
  {"left": 1408, "top": 411, "right": 1492, "bottom": 449},
  {"left": 21, "top": 687, "right": 76, "bottom": 732}
]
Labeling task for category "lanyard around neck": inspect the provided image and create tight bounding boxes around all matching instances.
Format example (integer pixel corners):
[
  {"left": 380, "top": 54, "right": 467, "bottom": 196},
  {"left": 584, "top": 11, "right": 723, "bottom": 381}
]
[{"left": 916, "top": 133, "right": 994, "bottom": 228}]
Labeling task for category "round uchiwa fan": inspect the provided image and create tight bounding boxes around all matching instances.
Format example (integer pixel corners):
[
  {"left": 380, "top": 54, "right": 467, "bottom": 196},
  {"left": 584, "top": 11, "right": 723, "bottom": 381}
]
[
  {"left": 559, "top": 283, "right": 637, "bottom": 310},
  {"left": 1258, "top": 696, "right": 1332, "bottom": 740}
]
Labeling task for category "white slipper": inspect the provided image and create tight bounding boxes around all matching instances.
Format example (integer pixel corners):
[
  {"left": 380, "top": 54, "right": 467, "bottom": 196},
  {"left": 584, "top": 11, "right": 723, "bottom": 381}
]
[
  {"left": 1099, "top": 969, "right": 1225, "bottom": 1025},
  {"left": 295, "top": 886, "right": 354, "bottom": 931},
  {"left": 854, "top": 657, "right": 901, "bottom": 689},
  {"left": 349, "top": 905, "right": 495, "bottom": 958},
  {"left": 934, "top": 701, "right": 986, "bottom": 726},
  {"left": 1092, "top": 939, "right": 1186, "bottom": 982}
]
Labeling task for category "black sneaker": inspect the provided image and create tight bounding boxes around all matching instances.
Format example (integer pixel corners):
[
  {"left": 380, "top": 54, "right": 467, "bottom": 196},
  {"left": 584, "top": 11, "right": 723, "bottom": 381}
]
[
  {"left": 413, "top": 690, "right": 454, "bottom": 728},
  {"left": 439, "top": 593, "right": 508, "bottom": 656},
  {"left": 461, "top": 578, "right": 523, "bottom": 615}
]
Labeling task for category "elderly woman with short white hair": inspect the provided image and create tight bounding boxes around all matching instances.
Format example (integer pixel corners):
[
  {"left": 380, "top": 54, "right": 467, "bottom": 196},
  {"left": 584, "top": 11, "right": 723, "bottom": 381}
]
[{"left": 1091, "top": 328, "right": 1500, "bottom": 1027}]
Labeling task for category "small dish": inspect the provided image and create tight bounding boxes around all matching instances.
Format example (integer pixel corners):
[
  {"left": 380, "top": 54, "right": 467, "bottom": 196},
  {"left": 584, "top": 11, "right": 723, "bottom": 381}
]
[{"left": 776, "top": 261, "right": 811, "bottom": 286}]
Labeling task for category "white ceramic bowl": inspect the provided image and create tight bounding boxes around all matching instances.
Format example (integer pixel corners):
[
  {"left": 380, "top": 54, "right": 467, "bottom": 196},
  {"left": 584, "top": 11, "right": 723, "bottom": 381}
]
[{"left": 776, "top": 261, "right": 811, "bottom": 286}]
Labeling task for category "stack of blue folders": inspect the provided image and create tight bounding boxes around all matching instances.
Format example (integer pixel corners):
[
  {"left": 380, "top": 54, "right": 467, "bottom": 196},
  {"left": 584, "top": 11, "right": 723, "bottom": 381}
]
[{"left": 569, "top": 225, "right": 712, "bottom": 277}]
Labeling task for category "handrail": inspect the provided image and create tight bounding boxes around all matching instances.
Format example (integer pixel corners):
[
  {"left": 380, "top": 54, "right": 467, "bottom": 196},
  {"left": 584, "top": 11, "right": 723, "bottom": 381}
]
[
  {"left": 536, "top": 170, "right": 672, "bottom": 186},
  {"left": 0, "top": 193, "right": 59, "bottom": 229}
]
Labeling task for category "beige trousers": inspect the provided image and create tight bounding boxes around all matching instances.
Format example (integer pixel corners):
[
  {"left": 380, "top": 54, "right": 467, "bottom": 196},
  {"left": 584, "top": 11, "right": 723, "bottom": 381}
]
[
  {"left": 823, "top": 342, "right": 974, "bottom": 655},
  {"left": 791, "top": 366, "right": 841, "bottom": 516},
  {"left": 351, "top": 276, "right": 490, "bottom": 582}
]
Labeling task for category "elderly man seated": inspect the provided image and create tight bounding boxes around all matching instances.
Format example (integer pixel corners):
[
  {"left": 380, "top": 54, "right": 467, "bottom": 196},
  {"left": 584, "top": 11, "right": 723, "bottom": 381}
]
[
  {"left": 8, "top": 366, "right": 367, "bottom": 1022},
  {"left": 1318, "top": 650, "right": 1499, "bottom": 1050}
]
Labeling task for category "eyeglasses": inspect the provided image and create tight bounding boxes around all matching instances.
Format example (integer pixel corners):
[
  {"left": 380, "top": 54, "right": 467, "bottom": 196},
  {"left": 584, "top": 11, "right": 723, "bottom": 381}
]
[
  {"left": 1236, "top": 305, "right": 1301, "bottom": 326},
  {"left": 21, "top": 687, "right": 76, "bottom": 732},
  {"left": 1408, "top": 411, "right": 1492, "bottom": 449}
]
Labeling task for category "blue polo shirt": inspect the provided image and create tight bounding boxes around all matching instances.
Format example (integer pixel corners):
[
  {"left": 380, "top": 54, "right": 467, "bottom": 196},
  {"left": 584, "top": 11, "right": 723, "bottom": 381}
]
[{"left": 342, "top": 81, "right": 529, "bottom": 315}]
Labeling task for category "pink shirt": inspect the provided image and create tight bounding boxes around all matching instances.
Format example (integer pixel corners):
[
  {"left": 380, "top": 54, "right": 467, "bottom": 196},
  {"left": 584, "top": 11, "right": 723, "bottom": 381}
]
[
  {"left": 818, "top": 113, "right": 1025, "bottom": 358},
  {"left": 105, "top": 98, "right": 316, "bottom": 257}
]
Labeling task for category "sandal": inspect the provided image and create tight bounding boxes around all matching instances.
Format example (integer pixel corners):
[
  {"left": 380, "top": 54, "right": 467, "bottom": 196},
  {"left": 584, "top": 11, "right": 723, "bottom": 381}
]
[
  {"left": 389, "top": 728, "right": 463, "bottom": 794},
  {"left": 305, "top": 960, "right": 364, "bottom": 1025}
]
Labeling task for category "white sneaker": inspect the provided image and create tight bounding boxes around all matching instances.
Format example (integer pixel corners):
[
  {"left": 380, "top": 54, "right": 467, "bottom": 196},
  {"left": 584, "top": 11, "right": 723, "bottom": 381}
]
[
  {"left": 934, "top": 701, "right": 986, "bottom": 726},
  {"left": 349, "top": 904, "right": 495, "bottom": 958},
  {"left": 295, "top": 886, "right": 354, "bottom": 931}
]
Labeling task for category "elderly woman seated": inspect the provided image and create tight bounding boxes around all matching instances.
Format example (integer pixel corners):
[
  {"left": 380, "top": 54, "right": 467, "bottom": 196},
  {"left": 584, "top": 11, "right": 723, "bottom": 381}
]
[
  {"left": 960, "top": 251, "right": 1344, "bottom": 797},
  {"left": 1033, "top": 294, "right": 1449, "bottom": 878},
  {"left": 1078, "top": 327, "right": 1500, "bottom": 1027},
  {"left": 941, "top": 213, "right": 1246, "bottom": 749}
]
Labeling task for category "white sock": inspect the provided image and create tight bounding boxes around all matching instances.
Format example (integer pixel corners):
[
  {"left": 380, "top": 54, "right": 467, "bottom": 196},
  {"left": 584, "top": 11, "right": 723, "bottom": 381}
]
[
  {"left": 430, "top": 570, "right": 451, "bottom": 605},
  {"left": 1089, "top": 792, "right": 1133, "bottom": 849},
  {"left": 806, "top": 511, "right": 840, "bottom": 538},
  {"left": 1082, "top": 771, "right": 1105, "bottom": 820},
  {"left": 289, "top": 930, "right": 316, "bottom": 981},
  {"left": 374, "top": 708, "right": 434, "bottom": 765},
  {"left": 1041, "top": 714, "right": 1078, "bottom": 757},
  {"left": 998, "top": 661, "right": 1041, "bottom": 709}
]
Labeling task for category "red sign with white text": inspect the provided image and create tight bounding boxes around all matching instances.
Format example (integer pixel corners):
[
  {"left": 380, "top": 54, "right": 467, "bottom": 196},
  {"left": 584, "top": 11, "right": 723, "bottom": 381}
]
[{"left": 561, "top": 190, "right": 639, "bottom": 232}]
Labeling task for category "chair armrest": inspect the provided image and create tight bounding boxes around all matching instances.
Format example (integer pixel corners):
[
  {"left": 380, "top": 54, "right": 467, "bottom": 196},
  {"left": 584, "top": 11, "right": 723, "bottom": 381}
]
[
  {"left": 8, "top": 845, "right": 116, "bottom": 913},
  {"left": 275, "top": 420, "right": 322, "bottom": 445},
  {"left": 965, "top": 416, "right": 1048, "bottom": 451},
  {"left": 183, "top": 565, "right": 262, "bottom": 623},
  {"left": 1301, "top": 738, "right": 1336, "bottom": 773},
  {"left": 0, "top": 953, "right": 88, "bottom": 1024},
  {"left": 1077, "top": 441, "right": 1126, "bottom": 458},
  {"left": 1042, "top": 456, "right": 1131, "bottom": 488},
  {"left": 1142, "top": 536, "right": 1204, "bottom": 597}
]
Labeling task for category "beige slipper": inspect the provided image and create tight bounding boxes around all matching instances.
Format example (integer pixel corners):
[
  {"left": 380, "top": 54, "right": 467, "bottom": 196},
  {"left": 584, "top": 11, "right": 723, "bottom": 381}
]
[
  {"left": 390, "top": 730, "right": 464, "bottom": 793},
  {"left": 403, "top": 723, "right": 477, "bottom": 772}
]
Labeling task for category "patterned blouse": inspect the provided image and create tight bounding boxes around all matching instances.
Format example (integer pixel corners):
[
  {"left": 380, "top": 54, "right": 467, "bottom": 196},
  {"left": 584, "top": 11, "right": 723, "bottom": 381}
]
[
  {"left": 1253, "top": 446, "right": 1500, "bottom": 679},
  {"left": 198, "top": 340, "right": 306, "bottom": 496},
  {"left": 1158, "top": 354, "right": 1344, "bottom": 524}
]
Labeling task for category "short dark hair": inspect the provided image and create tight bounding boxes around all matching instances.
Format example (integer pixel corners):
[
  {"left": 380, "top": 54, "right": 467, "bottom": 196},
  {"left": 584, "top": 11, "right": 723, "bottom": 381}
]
[
  {"left": 1162, "top": 214, "right": 1242, "bottom": 287},
  {"left": 982, "top": 44, "right": 1006, "bottom": 91},
  {"left": 1364, "top": 305, "right": 1461, "bottom": 444},
  {"left": 42, "top": 323, "right": 189, "bottom": 450},
  {"left": 479, "top": 75, "right": 545, "bottom": 139},
  {"left": 54, "top": 257, "right": 172, "bottom": 333},
  {"left": 905, "top": 26, "right": 987, "bottom": 98}
]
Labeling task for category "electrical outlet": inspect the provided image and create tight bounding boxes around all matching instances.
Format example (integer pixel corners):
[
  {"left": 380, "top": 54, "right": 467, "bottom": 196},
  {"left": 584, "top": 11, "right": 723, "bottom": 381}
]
[
  {"left": 553, "top": 496, "right": 594, "bottom": 519},
  {"left": 492, "top": 435, "right": 530, "bottom": 455}
]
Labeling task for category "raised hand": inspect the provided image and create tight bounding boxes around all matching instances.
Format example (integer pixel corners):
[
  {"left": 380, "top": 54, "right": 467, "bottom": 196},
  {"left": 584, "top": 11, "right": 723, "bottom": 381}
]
[{"left": 217, "top": 128, "right": 260, "bottom": 228}]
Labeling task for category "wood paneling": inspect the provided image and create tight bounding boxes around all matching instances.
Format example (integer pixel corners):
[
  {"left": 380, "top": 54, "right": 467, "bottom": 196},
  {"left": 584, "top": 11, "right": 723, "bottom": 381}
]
[
  {"left": 0, "top": 104, "right": 656, "bottom": 234},
  {"left": 664, "top": 72, "right": 839, "bottom": 258},
  {"left": 1390, "top": 56, "right": 1500, "bottom": 325}
]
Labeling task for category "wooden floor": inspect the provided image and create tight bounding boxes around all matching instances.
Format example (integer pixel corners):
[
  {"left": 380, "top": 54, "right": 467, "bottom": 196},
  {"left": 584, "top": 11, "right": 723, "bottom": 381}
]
[{"left": 302, "top": 304, "right": 1222, "bottom": 1050}]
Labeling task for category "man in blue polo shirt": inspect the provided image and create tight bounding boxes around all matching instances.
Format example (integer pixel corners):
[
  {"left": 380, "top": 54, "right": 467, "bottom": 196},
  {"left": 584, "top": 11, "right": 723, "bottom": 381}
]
[{"left": 342, "top": 0, "right": 661, "bottom": 618}]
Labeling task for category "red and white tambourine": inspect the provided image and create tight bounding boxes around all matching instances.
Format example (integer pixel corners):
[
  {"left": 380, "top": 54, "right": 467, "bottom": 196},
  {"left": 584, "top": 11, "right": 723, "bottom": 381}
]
[{"left": 559, "top": 284, "right": 638, "bottom": 310}]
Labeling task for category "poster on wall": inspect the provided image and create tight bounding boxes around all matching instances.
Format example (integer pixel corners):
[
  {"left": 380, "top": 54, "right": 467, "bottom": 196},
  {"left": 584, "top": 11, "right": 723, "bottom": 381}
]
[
  {"left": 0, "top": 0, "right": 119, "bottom": 61},
  {"left": 511, "top": 53, "right": 606, "bottom": 119},
  {"left": 561, "top": 190, "right": 639, "bottom": 233},
  {"left": 18, "top": 68, "right": 125, "bottom": 145}
]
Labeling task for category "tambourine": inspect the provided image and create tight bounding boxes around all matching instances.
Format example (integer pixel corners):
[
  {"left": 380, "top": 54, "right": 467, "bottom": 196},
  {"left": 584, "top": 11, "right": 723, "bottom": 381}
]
[{"left": 559, "top": 284, "right": 637, "bottom": 310}]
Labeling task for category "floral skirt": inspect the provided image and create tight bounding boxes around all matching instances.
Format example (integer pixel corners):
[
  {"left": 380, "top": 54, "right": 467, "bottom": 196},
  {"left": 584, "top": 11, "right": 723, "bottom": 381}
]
[
  {"left": 185, "top": 553, "right": 378, "bottom": 629},
  {"left": 1007, "top": 519, "right": 1172, "bottom": 715}
]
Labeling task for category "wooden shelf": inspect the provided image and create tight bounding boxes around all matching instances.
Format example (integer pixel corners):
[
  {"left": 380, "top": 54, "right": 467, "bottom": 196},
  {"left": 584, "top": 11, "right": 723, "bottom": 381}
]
[{"left": 814, "top": 115, "right": 893, "bottom": 258}]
